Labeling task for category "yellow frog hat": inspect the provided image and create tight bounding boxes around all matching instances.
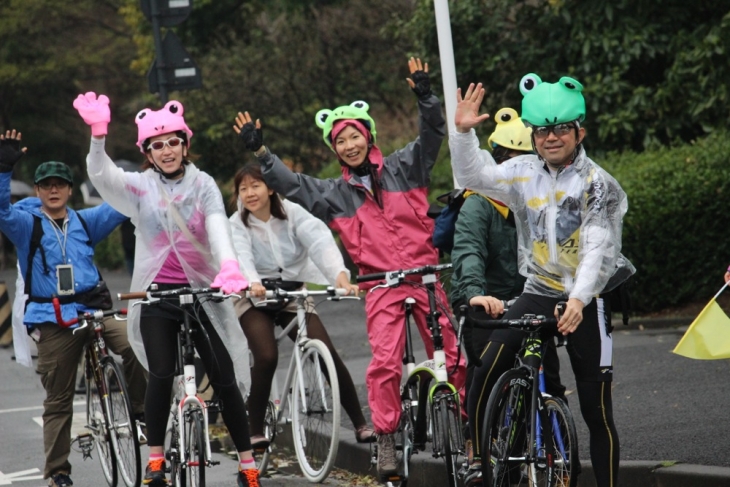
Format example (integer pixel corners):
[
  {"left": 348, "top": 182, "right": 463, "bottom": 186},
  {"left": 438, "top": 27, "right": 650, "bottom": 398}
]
[{"left": 487, "top": 107, "right": 533, "bottom": 152}]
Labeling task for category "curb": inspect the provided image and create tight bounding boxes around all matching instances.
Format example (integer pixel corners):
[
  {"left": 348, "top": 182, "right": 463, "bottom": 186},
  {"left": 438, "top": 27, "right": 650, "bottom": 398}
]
[{"left": 272, "top": 428, "right": 730, "bottom": 487}]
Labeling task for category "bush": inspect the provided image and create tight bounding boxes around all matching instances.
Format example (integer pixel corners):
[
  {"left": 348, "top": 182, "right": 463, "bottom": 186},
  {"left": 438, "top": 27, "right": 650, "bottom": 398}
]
[
  {"left": 94, "top": 226, "right": 125, "bottom": 271},
  {"left": 598, "top": 130, "right": 730, "bottom": 312}
]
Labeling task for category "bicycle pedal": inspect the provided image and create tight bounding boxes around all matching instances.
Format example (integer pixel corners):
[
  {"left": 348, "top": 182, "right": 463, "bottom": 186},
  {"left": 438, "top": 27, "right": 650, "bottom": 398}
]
[
  {"left": 208, "top": 460, "right": 220, "bottom": 466},
  {"left": 204, "top": 400, "right": 222, "bottom": 412}
]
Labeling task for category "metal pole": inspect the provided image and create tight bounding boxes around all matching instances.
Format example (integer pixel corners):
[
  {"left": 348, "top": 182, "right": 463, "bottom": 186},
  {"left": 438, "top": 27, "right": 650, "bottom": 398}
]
[
  {"left": 151, "top": 0, "right": 169, "bottom": 104},
  {"left": 433, "top": 0, "right": 459, "bottom": 188}
]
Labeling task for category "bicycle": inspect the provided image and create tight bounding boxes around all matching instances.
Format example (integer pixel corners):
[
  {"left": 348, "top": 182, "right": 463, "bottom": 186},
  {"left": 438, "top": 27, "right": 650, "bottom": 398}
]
[
  {"left": 52, "top": 298, "right": 142, "bottom": 487},
  {"left": 469, "top": 305, "right": 579, "bottom": 487},
  {"left": 357, "top": 263, "right": 464, "bottom": 487},
  {"left": 247, "top": 284, "right": 358, "bottom": 483},
  {"left": 119, "top": 286, "right": 235, "bottom": 487}
]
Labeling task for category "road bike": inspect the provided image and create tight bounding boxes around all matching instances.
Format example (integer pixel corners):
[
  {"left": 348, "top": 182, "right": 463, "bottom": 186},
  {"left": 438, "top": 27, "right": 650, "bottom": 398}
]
[
  {"left": 119, "top": 286, "right": 236, "bottom": 487},
  {"left": 469, "top": 305, "right": 579, "bottom": 487},
  {"left": 247, "top": 284, "right": 357, "bottom": 483},
  {"left": 53, "top": 299, "right": 142, "bottom": 487},
  {"left": 357, "top": 263, "right": 464, "bottom": 487}
]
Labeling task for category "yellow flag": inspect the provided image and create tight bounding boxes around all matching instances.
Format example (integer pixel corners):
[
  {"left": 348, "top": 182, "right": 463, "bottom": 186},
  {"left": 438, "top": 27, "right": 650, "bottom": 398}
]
[{"left": 673, "top": 298, "right": 730, "bottom": 360}]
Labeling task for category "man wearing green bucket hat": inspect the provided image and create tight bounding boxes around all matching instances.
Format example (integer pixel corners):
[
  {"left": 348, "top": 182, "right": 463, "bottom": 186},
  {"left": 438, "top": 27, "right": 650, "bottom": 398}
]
[
  {"left": 0, "top": 130, "right": 146, "bottom": 487},
  {"left": 450, "top": 78, "right": 635, "bottom": 487}
]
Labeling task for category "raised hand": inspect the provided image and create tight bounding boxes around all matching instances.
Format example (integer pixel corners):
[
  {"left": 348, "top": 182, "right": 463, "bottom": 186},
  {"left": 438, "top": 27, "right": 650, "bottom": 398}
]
[
  {"left": 72, "top": 92, "right": 111, "bottom": 137},
  {"left": 406, "top": 57, "right": 431, "bottom": 99},
  {"left": 0, "top": 129, "right": 27, "bottom": 172},
  {"left": 233, "top": 111, "right": 264, "bottom": 152},
  {"left": 455, "top": 83, "right": 490, "bottom": 133}
]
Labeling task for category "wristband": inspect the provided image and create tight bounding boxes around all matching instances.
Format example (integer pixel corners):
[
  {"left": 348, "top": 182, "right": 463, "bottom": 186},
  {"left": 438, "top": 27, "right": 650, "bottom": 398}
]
[{"left": 254, "top": 146, "right": 267, "bottom": 157}]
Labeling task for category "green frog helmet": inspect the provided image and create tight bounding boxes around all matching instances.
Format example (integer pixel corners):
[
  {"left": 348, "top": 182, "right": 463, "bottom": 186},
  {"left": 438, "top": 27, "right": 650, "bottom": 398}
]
[
  {"left": 315, "top": 101, "right": 377, "bottom": 152},
  {"left": 487, "top": 107, "right": 533, "bottom": 152},
  {"left": 519, "top": 73, "right": 585, "bottom": 126}
]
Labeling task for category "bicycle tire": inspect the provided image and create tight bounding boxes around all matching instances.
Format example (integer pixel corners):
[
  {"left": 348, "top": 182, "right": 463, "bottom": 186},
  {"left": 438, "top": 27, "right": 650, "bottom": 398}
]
[
  {"left": 181, "top": 408, "right": 206, "bottom": 487},
  {"left": 544, "top": 396, "right": 579, "bottom": 487},
  {"left": 167, "top": 403, "right": 183, "bottom": 487},
  {"left": 86, "top": 360, "right": 117, "bottom": 486},
  {"left": 291, "top": 339, "right": 340, "bottom": 482},
  {"left": 102, "top": 357, "right": 142, "bottom": 487},
  {"left": 253, "top": 400, "right": 277, "bottom": 475},
  {"left": 432, "top": 392, "right": 462, "bottom": 487},
  {"left": 482, "top": 369, "right": 553, "bottom": 487}
]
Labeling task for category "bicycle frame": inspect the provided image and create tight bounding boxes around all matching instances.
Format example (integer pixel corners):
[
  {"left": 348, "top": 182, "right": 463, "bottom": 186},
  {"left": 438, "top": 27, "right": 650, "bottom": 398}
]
[{"left": 252, "top": 288, "right": 348, "bottom": 435}]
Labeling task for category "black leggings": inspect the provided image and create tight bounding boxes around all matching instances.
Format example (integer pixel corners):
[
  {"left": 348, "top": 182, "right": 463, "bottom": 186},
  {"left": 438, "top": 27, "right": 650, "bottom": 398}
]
[
  {"left": 240, "top": 307, "right": 367, "bottom": 436},
  {"left": 140, "top": 303, "right": 251, "bottom": 452},
  {"left": 468, "top": 293, "right": 619, "bottom": 487}
]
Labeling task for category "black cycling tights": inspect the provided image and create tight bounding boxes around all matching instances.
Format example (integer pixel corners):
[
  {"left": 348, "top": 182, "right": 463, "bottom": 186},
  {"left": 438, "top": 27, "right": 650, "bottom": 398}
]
[
  {"left": 240, "top": 307, "right": 367, "bottom": 436},
  {"left": 140, "top": 313, "right": 251, "bottom": 452},
  {"left": 576, "top": 380, "right": 620, "bottom": 487}
]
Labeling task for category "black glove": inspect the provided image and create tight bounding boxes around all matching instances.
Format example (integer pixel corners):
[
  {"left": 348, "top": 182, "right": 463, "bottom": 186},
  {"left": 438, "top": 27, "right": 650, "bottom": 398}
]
[
  {"left": 410, "top": 70, "right": 432, "bottom": 99},
  {"left": 0, "top": 136, "right": 24, "bottom": 172},
  {"left": 238, "top": 121, "right": 264, "bottom": 153}
]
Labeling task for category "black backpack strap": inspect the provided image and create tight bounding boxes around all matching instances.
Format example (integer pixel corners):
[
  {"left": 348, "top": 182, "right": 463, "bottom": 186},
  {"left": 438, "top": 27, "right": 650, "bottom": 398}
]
[{"left": 25, "top": 215, "right": 49, "bottom": 296}]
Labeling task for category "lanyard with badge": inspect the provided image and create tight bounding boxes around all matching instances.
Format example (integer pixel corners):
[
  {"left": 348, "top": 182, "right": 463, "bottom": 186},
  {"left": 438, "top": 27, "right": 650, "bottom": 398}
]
[{"left": 44, "top": 213, "right": 75, "bottom": 295}]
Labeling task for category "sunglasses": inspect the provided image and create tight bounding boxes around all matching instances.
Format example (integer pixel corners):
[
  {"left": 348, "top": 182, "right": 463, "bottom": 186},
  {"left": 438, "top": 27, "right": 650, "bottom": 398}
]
[
  {"left": 38, "top": 180, "right": 70, "bottom": 190},
  {"left": 148, "top": 137, "right": 185, "bottom": 151},
  {"left": 533, "top": 123, "right": 574, "bottom": 139}
]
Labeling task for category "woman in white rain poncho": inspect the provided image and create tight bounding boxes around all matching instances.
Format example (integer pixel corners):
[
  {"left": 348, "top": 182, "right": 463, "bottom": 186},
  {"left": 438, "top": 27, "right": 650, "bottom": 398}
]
[{"left": 73, "top": 93, "right": 262, "bottom": 487}]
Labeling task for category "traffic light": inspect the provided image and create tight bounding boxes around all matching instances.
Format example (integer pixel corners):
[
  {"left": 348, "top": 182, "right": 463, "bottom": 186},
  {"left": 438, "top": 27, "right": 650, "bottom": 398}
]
[{"left": 140, "top": 0, "right": 202, "bottom": 103}]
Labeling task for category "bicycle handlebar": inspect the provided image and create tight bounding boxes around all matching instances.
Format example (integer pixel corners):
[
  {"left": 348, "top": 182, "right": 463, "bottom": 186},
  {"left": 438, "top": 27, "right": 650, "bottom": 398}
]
[
  {"left": 118, "top": 287, "right": 232, "bottom": 301},
  {"left": 245, "top": 287, "right": 357, "bottom": 300},
  {"left": 356, "top": 263, "right": 453, "bottom": 283},
  {"left": 52, "top": 297, "right": 127, "bottom": 328}
]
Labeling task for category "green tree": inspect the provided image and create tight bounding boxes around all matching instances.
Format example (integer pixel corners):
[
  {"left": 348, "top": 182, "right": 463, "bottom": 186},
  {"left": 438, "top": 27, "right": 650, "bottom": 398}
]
[{"left": 396, "top": 0, "right": 730, "bottom": 154}]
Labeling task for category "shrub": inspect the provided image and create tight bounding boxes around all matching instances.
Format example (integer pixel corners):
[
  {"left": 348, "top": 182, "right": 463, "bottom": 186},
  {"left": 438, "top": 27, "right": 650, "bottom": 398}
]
[{"left": 597, "top": 130, "right": 730, "bottom": 311}]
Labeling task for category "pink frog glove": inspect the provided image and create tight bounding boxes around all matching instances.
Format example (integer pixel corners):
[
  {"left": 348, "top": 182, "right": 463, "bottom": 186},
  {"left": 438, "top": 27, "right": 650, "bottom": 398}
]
[
  {"left": 211, "top": 259, "right": 249, "bottom": 294},
  {"left": 73, "top": 92, "right": 111, "bottom": 137}
]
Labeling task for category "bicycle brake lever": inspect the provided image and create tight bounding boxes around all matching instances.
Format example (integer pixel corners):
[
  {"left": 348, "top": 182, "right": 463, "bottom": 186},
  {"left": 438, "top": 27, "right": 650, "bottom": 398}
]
[
  {"left": 368, "top": 283, "right": 389, "bottom": 293},
  {"left": 71, "top": 322, "right": 89, "bottom": 335}
]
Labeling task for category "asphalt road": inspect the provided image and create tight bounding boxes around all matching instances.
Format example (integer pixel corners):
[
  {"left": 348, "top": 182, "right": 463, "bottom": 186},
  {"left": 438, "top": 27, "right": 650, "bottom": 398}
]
[{"left": 1, "top": 268, "right": 729, "bottom": 487}]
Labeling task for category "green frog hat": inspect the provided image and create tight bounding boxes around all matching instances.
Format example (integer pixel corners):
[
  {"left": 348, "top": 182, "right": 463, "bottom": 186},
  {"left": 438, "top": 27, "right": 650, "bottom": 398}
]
[
  {"left": 519, "top": 73, "right": 586, "bottom": 127},
  {"left": 487, "top": 107, "right": 533, "bottom": 152},
  {"left": 315, "top": 101, "right": 377, "bottom": 152}
]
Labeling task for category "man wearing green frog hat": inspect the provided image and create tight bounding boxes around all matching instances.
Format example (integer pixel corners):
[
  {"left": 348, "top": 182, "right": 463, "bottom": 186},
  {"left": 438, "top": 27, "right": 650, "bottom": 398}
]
[{"left": 450, "top": 76, "right": 635, "bottom": 487}]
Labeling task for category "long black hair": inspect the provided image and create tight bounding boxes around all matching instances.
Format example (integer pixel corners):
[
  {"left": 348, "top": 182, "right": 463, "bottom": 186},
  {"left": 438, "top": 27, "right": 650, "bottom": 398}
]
[{"left": 231, "top": 163, "right": 287, "bottom": 227}]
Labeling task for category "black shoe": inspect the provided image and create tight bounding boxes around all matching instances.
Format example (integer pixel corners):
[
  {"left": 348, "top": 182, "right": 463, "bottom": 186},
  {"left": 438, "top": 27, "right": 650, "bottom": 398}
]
[
  {"left": 48, "top": 472, "right": 73, "bottom": 487},
  {"left": 464, "top": 463, "right": 483, "bottom": 487},
  {"left": 143, "top": 459, "right": 168, "bottom": 485}
]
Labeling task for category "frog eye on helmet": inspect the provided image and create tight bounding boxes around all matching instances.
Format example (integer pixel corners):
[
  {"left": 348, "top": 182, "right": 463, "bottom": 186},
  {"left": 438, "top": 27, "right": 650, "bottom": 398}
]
[
  {"left": 519, "top": 73, "right": 542, "bottom": 96},
  {"left": 315, "top": 109, "right": 333, "bottom": 129},
  {"left": 350, "top": 100, "right": 369, "bottom": 112},
  {"left": 135, "top": 109, "right": 151, "bottom": 121},
  {"left": 164, "top": 100, "right": 184, "bottom": 115},
  {"left": 559, "top": 76, "right": 584, "bottom": 92},
  {"left": 494, "top": 107, "right": 519, "bottom": 124}
]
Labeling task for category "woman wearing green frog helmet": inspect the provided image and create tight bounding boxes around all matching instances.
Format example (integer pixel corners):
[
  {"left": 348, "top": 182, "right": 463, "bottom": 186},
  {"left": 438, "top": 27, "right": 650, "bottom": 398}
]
[{"left": 450, "top": 75, "right": 635, "bottom": 487}]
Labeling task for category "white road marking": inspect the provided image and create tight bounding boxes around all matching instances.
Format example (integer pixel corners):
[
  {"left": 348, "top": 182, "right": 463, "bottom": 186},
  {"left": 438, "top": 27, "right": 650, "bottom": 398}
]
[
  {"left": 0, "top": 468, "right": 44, "bottom": 484},
  {"left": 0, "top": 401, "right": 85, "bottom": 415}
]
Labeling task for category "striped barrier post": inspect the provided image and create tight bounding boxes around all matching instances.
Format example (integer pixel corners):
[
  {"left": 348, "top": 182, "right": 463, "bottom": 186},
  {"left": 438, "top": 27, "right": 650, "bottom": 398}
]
[{"left": 0, "top": 281, "right": 12, "bottom": 348}]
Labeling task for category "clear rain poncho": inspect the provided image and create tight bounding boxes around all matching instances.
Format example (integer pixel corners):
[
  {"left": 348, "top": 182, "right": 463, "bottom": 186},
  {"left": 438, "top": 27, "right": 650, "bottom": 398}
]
[
  {"left": 229, "top": 198, "right": 350, "bottom": 286},
  {"left": 85, "top": 137, "right": 250, "bottom": 390},
  {"left": 449, "top": 129, "right": 635, "bottom": 305}
]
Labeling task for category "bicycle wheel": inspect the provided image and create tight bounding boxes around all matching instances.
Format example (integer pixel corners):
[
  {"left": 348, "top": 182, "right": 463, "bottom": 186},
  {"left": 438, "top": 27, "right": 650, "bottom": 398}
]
[
  {"left": 102, "top": 357, "right": 142, "bottom": 487},
  {"left": 253, "top": 400, "right": 277, "bottom": 475},
  {"left": 432, "top": 392, "right": 463, "bottom": 487},
  {"left": 482, "top": 369, "right": 553, "bottom": 487},
  {"left": 86, "top": 361, "right": 117, "bottom": 486},
  {"left": 182, "top": 408, "right": 206, "bottom": 487},
  {"left": 544, "top": 396, "right": 578, "bottom": 487},
  {"left": 291, "top": 339, "right": 340, "bottom": 482},
  {"left": 167, "top": 405, "right": 184, "bottom": 487}
]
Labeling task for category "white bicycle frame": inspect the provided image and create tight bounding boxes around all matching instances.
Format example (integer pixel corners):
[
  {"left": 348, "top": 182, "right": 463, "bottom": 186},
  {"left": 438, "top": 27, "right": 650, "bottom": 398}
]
[
  {"left": 173, "top": 362, "right": 214, "bottom": 467},
  {"left": 251, "top": 288, "right": 348, "bottom": 429}
]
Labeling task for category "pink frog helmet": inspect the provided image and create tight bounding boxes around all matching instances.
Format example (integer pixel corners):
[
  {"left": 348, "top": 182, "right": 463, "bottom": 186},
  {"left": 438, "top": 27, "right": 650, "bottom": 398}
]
[{"left": 135, "top": 100, "right": 194, "bottom": 153}]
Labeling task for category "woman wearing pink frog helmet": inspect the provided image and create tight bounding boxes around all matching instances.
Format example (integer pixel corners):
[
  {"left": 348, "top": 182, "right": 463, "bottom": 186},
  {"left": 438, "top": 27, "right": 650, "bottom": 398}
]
[{"left": 73, "top": 92, "right": 261, "bottom": 487}]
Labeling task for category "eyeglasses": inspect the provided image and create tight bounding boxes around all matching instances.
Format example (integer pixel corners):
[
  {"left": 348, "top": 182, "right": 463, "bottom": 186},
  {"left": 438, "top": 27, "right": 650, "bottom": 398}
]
[
  {"left": 532, "top": 123, "right": 574, "bottom": 140},
  {"left": 38, "top": 181, "right": 70, "bottom": 190},
  {"left": 148, "top": 137, "right": 185, "bottom": 151}
]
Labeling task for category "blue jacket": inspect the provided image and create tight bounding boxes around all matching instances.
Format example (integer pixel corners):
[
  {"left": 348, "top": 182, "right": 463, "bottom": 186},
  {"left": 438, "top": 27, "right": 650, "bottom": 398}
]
[{"left": 0, "top": 171, "right": 126, "bottom": 327}]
